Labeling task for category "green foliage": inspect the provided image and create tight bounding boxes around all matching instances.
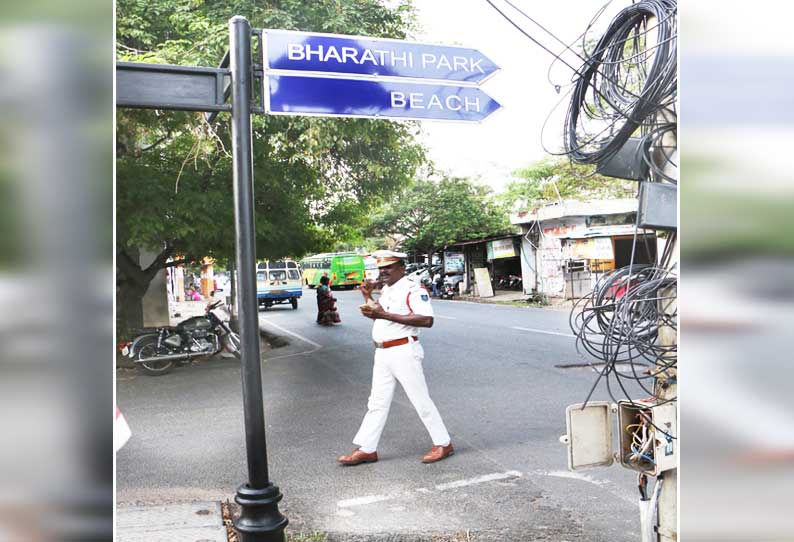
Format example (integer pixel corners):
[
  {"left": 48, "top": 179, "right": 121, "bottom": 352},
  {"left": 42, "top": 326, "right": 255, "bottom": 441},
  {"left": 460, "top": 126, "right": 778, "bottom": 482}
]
[
  {"left": 371, "top": 177, "right": 511, "bottom": 256},
  {"left": 116, "top": 0, "right": 425, "bottom": 269},
  {"left": 498, "top": 157, "right": 636, "bottom": 212}
]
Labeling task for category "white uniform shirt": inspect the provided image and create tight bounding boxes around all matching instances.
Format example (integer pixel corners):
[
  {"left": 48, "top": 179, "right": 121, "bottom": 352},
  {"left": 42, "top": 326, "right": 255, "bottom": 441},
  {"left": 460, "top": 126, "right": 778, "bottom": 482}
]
[{"left": 372, "top": 276, "right": 434, "bottom": 342}]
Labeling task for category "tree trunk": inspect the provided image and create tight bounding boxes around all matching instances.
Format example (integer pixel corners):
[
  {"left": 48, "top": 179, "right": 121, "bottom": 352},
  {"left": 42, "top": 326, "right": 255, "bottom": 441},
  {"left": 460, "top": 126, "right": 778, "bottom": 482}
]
[
  {"left": 116, "top": 279, "right": 148, "bottom": 339},
  {"left": 116, "top": 246, "right": 175, "bottom": 339}
]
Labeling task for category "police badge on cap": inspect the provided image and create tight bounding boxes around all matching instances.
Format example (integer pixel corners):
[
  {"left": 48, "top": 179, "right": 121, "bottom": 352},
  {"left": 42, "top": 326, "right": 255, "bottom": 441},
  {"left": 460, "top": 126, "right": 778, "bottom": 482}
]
[{"left": 371, "top": 249, "right": 407, "bottom": 268}]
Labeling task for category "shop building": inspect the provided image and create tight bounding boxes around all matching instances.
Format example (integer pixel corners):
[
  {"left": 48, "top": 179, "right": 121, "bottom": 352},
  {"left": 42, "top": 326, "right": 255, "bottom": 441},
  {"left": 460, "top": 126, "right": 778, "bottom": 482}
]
[{"left": 511, "top": 199, "right": 659, "bottom": 299}]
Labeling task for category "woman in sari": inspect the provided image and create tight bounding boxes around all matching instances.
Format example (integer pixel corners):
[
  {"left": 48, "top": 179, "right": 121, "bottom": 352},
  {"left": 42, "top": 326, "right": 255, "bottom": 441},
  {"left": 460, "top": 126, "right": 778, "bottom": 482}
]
[{"left": 316, "top": 275, "right": 341, "bottom": 325}]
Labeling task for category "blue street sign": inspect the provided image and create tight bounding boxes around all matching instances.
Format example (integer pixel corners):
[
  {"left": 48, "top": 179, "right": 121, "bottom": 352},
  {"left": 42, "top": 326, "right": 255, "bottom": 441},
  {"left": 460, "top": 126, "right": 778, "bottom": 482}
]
[
  {"left": 264, "top": 29, "right": 500, "bottom": 84},
  {"left": 265, "top": 75, "right": 502, "bottom": 123}
]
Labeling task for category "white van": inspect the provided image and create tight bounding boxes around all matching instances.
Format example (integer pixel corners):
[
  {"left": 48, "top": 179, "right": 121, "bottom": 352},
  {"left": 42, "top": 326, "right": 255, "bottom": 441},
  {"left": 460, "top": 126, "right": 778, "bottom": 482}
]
[{"left": 256, "top": 260, "right": 302, "bottom": 309}]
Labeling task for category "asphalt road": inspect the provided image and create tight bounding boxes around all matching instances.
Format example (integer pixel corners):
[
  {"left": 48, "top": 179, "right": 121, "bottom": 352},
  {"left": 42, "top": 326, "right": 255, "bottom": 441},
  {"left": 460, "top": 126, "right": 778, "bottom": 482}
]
[{"left": 117, "top": 288, "right": 642, "bottom": 541}]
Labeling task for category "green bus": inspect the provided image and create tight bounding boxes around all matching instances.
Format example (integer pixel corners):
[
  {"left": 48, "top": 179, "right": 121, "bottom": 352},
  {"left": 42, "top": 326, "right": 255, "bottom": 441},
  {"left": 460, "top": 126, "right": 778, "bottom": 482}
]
[{"left": 300, "top": 252, "right": 365, "bottom": 289}]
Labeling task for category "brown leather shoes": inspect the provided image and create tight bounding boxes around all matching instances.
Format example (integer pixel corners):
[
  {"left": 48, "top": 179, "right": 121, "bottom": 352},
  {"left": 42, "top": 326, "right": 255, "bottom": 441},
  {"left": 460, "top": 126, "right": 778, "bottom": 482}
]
[
  {"left": 337, "top": 448, "right": 378, "bottom": 466},
  {"left": 422, "top": 443, "right": 454, "bottom": 463}
]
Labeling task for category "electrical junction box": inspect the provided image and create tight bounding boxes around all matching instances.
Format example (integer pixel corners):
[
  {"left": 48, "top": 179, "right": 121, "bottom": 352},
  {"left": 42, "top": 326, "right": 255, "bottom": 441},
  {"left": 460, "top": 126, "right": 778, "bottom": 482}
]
[
  {"left": 638, "top": 181, "right": 677, "bottom": 230},
  {"left": 596, "top": 137, "right": 649, "bottom": 181},
  {"left": 560, "top": 400, "right": 677, "bottom": 475},
  {"left": 617, "top": 400, "right": 677, "bottom": 475},
  {"left": 561, "top": 402, "right": 614, "bottom": 470}
]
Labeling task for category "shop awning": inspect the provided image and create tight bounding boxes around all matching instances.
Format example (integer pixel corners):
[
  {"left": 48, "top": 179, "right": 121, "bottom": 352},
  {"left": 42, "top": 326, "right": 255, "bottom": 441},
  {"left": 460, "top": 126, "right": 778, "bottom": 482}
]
[{"left": 444, "top": 233, "right": 521, "bottom": 249}]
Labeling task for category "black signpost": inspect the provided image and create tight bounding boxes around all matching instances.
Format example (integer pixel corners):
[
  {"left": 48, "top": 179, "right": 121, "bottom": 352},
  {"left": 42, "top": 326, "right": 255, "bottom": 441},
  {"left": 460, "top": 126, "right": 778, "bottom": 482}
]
[
  {"left": 117, "top": 15, "right": 286, "bottom": 542},
  {"left": 227, "top": 16, "right": 288, "bottom": 542}
]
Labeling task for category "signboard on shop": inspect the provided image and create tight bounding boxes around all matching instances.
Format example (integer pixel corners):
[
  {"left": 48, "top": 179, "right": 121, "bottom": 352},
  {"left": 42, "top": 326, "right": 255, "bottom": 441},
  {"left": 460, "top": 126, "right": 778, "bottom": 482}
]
[
  {"left": 444, "top": 251, "right": 465, "bottom": 274},
  {"left": 487, "top": 238, "right": 516, "bottom": 260},
  {"left": 571, "top": 237, "right": 614, "bottom": 260}
]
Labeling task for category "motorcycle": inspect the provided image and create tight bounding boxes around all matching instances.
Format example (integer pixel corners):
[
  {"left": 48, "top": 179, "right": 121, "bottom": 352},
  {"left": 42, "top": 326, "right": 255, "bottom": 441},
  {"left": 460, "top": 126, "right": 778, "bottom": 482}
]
[
  {"left": 119, "top": 299, "right": 241, "bottom": 376},
  {"left": 508, "top": 274, "right": 523, "bottom": 290}
]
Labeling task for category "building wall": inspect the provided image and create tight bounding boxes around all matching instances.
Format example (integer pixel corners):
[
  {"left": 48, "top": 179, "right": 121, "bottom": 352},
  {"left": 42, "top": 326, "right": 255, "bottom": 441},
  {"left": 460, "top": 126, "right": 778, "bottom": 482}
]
[
  {"left": 519, "top": 216, "right": 653, "bottom": 298},
  {"left": 536, "top": 217, "right": 587, "bottom": 297},
  {"left": 519, "top": 234, "right": 537, "bottom": 294}
]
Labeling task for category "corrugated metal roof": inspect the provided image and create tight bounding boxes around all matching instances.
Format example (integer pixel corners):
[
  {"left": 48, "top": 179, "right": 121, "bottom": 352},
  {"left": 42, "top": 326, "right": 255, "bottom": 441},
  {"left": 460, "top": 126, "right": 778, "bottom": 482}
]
[{"left": 510, "top": 198, "right": 638, "bottom": 225}]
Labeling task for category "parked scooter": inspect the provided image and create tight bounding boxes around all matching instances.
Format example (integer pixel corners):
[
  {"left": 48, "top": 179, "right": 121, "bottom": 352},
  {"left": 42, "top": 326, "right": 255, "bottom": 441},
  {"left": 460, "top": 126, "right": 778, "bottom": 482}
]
[
  {"left": 440, "top": 273, "right": 464, "bottom": 299},
  {"left": 119, "top": 299, "right": 240, "bottom": 376},
  {"left": 440, "top": 281, "right": 456, "bottom": 299}
]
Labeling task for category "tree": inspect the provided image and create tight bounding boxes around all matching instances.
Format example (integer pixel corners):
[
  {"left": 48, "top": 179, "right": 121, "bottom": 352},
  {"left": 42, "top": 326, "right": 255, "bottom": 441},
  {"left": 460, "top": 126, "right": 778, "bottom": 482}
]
[
  {"left": 116, "top": 0, "right": 425, "bottom": 335},
  {"left": 498, "top": 156, "right": 636, "bottom": 213},
  {"left": 370, "top": 177, "right": 511, "bottom": 262}
]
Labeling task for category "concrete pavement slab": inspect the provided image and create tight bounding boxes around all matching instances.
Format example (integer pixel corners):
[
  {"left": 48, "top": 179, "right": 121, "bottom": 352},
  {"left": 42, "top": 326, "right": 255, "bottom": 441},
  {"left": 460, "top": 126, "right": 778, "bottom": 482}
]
[{"left": 116, "top": 501, "right": 226, "bottom": 542}]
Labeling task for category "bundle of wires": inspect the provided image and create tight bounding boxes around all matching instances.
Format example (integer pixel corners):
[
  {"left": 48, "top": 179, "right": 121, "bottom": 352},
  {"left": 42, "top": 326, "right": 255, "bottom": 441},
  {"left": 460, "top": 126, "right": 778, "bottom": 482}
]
[
  {"left": 626, "top": 410, "right": 656, "bottom": 467},
  {"left": 569, "top": 232, "right": 677, "bottom": 405},
  {"left": 640, "top": 122, "right": 677, "bottom": 184},
  {"left": 564, "top": 0, "right": 677, "bottom": 165}
]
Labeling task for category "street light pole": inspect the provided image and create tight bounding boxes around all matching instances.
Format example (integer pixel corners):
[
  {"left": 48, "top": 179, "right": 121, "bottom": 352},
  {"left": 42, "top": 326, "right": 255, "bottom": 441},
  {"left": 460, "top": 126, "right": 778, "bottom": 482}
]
[{"left": 228, "top": 15, "right": 288, "bottom": 542}]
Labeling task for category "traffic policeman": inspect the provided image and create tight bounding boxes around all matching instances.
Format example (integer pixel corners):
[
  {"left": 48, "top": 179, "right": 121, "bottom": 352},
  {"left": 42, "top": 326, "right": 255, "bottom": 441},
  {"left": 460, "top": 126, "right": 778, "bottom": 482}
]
[{"left": 337, "top": 250, "right": 454, "bottom": 466}]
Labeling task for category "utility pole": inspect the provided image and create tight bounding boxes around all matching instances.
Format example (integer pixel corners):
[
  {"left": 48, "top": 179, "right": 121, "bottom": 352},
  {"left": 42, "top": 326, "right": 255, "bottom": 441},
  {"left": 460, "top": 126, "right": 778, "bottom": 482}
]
[
  {"left": 654, "top": 114, "right": 678, "bottom": 542},
  {"left": 643, "top": 9, "right": 678, "bottom": 538}
]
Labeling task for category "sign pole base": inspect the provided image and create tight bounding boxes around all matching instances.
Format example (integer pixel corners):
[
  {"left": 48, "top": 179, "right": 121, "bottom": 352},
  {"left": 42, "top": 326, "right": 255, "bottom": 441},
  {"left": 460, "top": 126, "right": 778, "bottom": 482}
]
[{"left": 234, "top": 484, "right": 288, "bottom": 542}]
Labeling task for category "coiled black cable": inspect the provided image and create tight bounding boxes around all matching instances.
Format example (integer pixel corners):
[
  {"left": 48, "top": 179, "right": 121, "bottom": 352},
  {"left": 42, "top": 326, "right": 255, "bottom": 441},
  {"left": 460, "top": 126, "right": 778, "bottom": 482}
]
[
  {"left": 569, "top": 231, "right": 677, "bottom": 407},
  {"left": 564, "top": 0, "right": 677, "bottom": 165}
]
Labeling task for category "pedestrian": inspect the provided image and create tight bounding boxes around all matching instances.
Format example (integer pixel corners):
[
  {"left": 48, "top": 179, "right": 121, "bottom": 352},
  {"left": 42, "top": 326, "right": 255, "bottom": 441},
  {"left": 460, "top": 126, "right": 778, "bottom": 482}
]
[
  {"left": 316, "top": 275, "right": 341, "bottom": 326},
  {"left": 337, "top": 250, "right": 453, "bottom": 466},
  {"left": 432, "top": 269, "right": 442, "bottom": 297}
]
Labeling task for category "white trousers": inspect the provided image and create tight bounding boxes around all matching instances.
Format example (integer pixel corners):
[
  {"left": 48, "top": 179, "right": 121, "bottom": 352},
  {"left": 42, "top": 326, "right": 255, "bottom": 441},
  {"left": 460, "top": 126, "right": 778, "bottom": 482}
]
[{"left": 353, "top": 340, "right": 450, "bottom": 452}]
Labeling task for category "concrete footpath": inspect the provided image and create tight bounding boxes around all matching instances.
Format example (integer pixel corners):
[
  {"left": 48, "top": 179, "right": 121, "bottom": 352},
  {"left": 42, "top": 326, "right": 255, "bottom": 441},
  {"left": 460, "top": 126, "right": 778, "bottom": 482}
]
[{"left": 117, "top": 501, "right": 228, "bottom": 542}]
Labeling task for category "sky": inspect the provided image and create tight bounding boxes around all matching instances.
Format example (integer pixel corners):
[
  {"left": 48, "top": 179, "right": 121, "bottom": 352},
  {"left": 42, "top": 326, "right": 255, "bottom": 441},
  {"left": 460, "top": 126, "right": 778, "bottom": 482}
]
[{"left": 410, "top": 0, "right": 625, "bottom": 192}]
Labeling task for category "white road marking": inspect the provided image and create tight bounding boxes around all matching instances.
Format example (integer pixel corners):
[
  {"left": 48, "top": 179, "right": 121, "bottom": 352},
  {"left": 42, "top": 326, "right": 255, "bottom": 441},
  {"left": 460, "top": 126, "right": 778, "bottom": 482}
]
[
  {"left": 434, "top": 470, "right": 522, "bottom": 491},
  {"left": 337, "top": 494, "right": 393, "bottom": 508},
  {"left": 259, "top": 318, "right": 322, "bottom": 348},
  {"left": 541, "top": 470, "right": 608, "bottom": 486},
  {"left": 336, "top": 471, "right": 524, "bottom": 508},
  {"left": 510, "top": 326, "right": 575, "bottom": 338},
  {"left": 434, "top": 315, "right": 457, "bottom": 320}
]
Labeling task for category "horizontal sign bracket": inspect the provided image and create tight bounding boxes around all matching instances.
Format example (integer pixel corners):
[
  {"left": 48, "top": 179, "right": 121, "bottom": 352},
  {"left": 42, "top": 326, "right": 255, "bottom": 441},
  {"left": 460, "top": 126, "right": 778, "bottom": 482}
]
[{"left": 117, "top": 61, "right": 232, "bottom": 112}]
